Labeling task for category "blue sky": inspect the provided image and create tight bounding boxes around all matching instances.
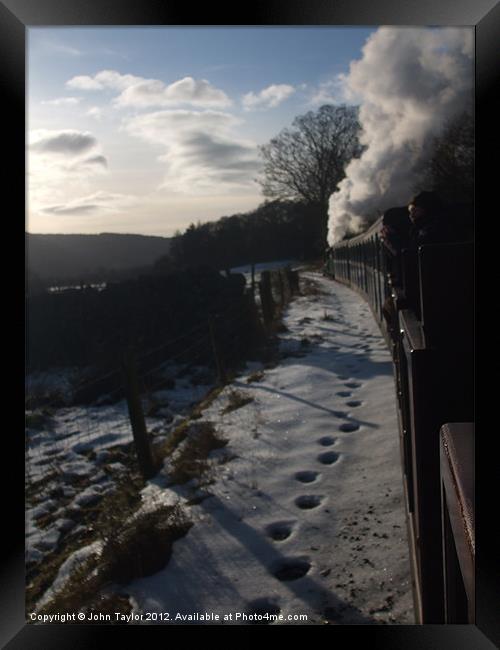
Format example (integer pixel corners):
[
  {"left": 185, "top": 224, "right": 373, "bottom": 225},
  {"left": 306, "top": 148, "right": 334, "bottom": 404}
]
[{"left": 28, "top": 27, "right": 376, "bottom": 235}]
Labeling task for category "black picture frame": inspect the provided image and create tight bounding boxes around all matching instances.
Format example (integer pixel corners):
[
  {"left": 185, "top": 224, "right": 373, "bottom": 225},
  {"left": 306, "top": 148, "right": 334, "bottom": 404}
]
[{"left": 3, "top": 0, "right": 497, "bottom": 646}]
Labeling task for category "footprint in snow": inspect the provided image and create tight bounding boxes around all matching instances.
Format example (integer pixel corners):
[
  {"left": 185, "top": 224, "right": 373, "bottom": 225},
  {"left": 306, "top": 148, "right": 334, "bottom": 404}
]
[
  {"left": 318, "top": 436, "right": 336, "bottom": 446},
  {"left": 318, "top": 451, "right": 340, "bottom": 465},
  {"left": 344, "top": 382, "right": 362, "bottom": 389},
  {"left": 266, "top": 521, "right": 296, "bottom": 542},
  {"left": 295, "top": 495, "right": 324, "bottom": 509},
  {"left": 336, "top": 391, "right": 351, "bottom": 398},
  {"left": 295, "top": 471, "right": 320, "bottom": 484},
  {"left": 338, "top": 422, "right": 360, "bottom": 433},
  {"left": 272, "top": 558, "right": 311, "bottom": 582},
  {"left": 246, "top": 599, "right": 281, "bottom": 623},
  {"left": 346, "top": 400, "right": 362, "bottom": 408}
]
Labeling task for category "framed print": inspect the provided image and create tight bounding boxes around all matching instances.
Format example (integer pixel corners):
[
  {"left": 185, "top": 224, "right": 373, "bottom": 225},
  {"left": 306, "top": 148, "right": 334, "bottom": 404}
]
[{"left": 2, "top": 0, "right": 497, "bottom": 646}]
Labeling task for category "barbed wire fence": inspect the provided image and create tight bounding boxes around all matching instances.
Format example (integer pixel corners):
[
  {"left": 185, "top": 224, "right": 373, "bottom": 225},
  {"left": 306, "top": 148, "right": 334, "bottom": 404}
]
[
  {"left": 25, "top": 265, "right": 302, "bottom": 603},
  {"left": 25, "top": 265, "right": 300, "bottom": 501}
]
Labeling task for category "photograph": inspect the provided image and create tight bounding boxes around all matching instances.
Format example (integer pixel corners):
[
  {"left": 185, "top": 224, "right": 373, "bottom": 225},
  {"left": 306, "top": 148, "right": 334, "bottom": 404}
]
[{"left": 23, "top": 23, "right": 478, "bottom": 629}]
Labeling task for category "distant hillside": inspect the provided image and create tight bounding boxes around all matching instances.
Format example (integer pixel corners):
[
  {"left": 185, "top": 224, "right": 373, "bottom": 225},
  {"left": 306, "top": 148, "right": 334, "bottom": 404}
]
[{"left": 27, "top": 232, "right": 172, "bottom": 284}]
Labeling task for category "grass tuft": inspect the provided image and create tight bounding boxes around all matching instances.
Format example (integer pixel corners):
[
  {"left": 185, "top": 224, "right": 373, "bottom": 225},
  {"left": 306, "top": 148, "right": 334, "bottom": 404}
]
[
  {"left": 221, "top": 390, "right": 254, "bottom": 415},
  {"left": 246, "top": 370, "right": 265, "bottom": 384},
  {"left": 98, "top": 503, "right": 192, "bottom": 584},
  {"left": 300, "top": 278, "right": 326, "bottom": 297},
  {"left": 33, "top": 492, "right": 192, "bottom": 617},
  {"left": 25, "top": 411, "right": 52, "bottom": 430},
  {"left": 167, "top": 421, "right": 228, "bottom": 486}
]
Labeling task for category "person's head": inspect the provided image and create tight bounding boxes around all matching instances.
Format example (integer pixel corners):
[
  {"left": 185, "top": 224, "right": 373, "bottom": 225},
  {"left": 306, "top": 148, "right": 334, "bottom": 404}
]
[{"left": 408, "top": 191, "right": 443, "bottom": 223}]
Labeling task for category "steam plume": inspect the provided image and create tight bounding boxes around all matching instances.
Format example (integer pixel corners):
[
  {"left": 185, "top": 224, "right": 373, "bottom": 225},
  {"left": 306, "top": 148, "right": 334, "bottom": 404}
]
[{"left": 328, "top": 27, "right": 473, "bottom": 244}]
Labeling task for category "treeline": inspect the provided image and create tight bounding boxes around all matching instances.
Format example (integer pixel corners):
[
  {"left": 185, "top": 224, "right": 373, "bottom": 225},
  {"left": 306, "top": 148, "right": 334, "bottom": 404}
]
[
  {"left": 153, "top": 200, "right": 327, "bottom": 274},
  {"left": 27, "top": 199, "right": 326, "bottom": 377},
  {"left": 420, "top": 111, "right": 474, "bottom": 205}
]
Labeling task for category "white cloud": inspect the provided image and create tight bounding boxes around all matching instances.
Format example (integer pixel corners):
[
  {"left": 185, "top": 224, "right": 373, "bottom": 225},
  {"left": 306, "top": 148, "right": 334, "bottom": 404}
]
[
  {"left": 242, "top": 84, "right": 295, "bottom": 110},
  {"left": 66, "top": 75, "right": 104, "bottom": 91},
  {"left": 123, "top": 109, "right": 260, "bottom": 194},
  {"left": 30, "top": 130, "right": 98, "bottom": 156},
  {"left": 78, "top": 155, "right": 107, "bottom": 169},
  {"left": 116, "top": 76, "right": 232, "bottom": 109},
  {"left": 41, "top": 97, "right": 81, "bottom": 106},
  {"left": 67, "top": 70, "right": 142, "bottom": 91},
  {"left": 87, "top": 107, "right": 103, "bottom": 120},
  {"left": 94, "top": 70, "right": 143, "bottom": 90},
  {"left": 28, "top": 129, "right": 109, "bottom": 220},
  {"left": 66, "top": 70, "right": 232, "bottom": 109},
  {"left": 41, "top": 191, "right": 137, "bottom": 217},
  {"left": 124, "top": 109, "right": 240, "bottom": 143},
  {"left": 309, "top": 74, "right": 354, "bottom": 106}
]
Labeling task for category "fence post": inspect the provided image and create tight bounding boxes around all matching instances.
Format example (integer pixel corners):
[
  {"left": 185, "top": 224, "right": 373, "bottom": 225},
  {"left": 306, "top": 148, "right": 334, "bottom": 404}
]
[
  {"left": 208, "top": 316, "right": 227, "bottom": 385},
  {"left": 281, "top": 268, "right": 292, "bottom": 304},
  {"left": 259, "top": 270, "right": 275, "bottom": 327},
  {"left": 122, "top": 349, "right": 156, "bottom": 480},
  {"left": 275, "top": 269, "right": 286, "bottom": 310}
]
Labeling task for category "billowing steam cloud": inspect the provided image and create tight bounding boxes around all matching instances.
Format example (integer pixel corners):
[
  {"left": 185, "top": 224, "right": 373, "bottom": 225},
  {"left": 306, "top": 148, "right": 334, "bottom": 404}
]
[{"left": 327, "top": 27, "right": 473, "bottom": 244}]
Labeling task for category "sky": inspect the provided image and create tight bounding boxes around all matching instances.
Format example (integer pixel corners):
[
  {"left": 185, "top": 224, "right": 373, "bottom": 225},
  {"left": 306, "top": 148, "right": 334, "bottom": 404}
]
[{"left": 27, "top": 27, "right": 376, "bottom": 236}]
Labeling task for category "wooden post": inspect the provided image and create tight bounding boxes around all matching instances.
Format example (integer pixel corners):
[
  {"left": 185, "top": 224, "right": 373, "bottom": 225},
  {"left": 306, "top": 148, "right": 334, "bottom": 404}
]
[
  {"left": 259, "top": 271, "right": 274, "bottom": 327},
  {"left": 280, "top": 268, "right": 291, "bottom": 304},
  {"left": 122, "top": 349, "right": 156, "bottom": 480},
  {"left": 251, "top": 263, "right": 256, "bottom": 296},
  {"left": 208, "top": 316, "right": 226, "bottom": 385},
  {"left": 275, "top": 269, "right": 285, "bottom": 308}
]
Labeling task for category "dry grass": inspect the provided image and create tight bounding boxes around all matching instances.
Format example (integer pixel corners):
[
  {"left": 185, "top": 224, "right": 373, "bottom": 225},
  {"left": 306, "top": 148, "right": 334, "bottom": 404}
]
[
  {"left": 27, "top": 377, "right": 234, "bottom": 617},
  {"left": 167, "top": 421, "right": 228, "bottom": 486},
  {"left": 98, "top": 502, "right": 192, "bottom": 584},
  {"left": 25, "top": 411, "right": 53, "bottom": 430},
  {"left": 85, "top": 593, "right": 133, "bottom": 622},
  {"left": 300, "top": 278, "right": 326, "bottom": 297},
  {"left": 246, "top": 370, "right": 265, "bottom": 384},
  {"left": 221, "top": 389, "right": 254, "bottom": 415},
  {"left": 190, "top": 386, "right": 225, "bottom": 418},
  {"left": 33, "top": 490, "right": 192, "bottom": 617},
  {"left": 25, "top": 470, "right": 61, "bottom": 505},
  {"left": 152, "top": 418, "right": 191, "bottom": 466},
  {"left": 26, "top": 478, "right": 143, "bottom": 610},
  {"left": 152, "top": 385, "right": 225, "bottom": 467}
]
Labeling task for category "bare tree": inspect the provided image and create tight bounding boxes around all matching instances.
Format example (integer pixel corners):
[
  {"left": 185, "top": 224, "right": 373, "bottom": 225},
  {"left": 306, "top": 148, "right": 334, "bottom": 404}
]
[
  {"left": 420, "top": 111, "right": 474, "bottom": 204},
  {"left": 257, "top": 104, "right": 363, "bottom": 213}
]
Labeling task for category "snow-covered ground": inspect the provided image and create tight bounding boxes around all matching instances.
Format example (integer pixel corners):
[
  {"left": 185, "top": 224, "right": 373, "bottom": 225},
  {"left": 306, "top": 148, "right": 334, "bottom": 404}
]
[
  {"left": 122, "top": 271, "right": 413, "bottom": 625},
  {"left": 25, "top": 364, "right": 214, "bottom": 568},
  {"left": 227, "top": 259, "right": 299, "bottom": 292},
  {"left": 229, "top": 259, "right": 298, "bottom": 275}
]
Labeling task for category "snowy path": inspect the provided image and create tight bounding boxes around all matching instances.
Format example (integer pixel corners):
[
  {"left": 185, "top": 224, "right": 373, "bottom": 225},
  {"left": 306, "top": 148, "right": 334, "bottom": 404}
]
[{"left": 128, "top": 271, "right": 413, "bottom": 625}]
